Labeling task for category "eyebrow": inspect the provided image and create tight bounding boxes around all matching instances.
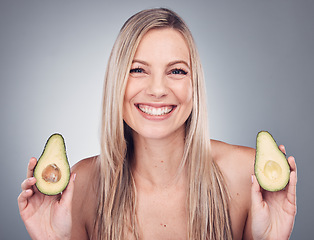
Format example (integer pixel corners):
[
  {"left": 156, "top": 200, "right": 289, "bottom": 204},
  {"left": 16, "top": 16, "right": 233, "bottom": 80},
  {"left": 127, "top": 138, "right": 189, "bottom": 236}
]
[
  {"left": 167, "top": 60, "right": 190, "bottom": 69},
  {"left": 132, "top": 59, "right": 150, "bottom": 66},
  {"left": 132, "top": 59, "right": 190, "bottom": 69}
]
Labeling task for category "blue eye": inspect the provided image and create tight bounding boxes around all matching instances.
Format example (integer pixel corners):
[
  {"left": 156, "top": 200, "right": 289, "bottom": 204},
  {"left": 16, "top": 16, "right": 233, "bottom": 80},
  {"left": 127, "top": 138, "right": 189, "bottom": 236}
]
[
  {"left": 130, "top": 67, "right": 144, "bottom": 73},
  {"left": 171, "top": 68, "right": 188, "bottom": 75}
]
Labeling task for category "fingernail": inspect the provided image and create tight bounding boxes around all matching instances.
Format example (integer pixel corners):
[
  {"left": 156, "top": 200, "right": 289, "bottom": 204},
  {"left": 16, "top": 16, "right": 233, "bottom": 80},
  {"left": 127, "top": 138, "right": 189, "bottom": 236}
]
[
  {"left": 28, "top": 177, "right": 35, "bottom": 181},
  {"left": 73, "top": 173, "right": 77, "bottom": 181},
  {"left": 251, "top": 175, "right": 254, "bottom": 183}
]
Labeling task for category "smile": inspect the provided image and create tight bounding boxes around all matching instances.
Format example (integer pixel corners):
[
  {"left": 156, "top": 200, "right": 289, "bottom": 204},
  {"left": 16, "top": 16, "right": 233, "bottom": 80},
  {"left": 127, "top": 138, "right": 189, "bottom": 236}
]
[{"left": 136, "top": 104, "right": 175, "bottom": 116}]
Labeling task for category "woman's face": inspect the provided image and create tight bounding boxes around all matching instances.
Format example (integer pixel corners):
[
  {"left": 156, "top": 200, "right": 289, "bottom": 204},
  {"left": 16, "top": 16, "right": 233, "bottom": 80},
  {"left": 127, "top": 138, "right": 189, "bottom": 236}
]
[{"left": 123, "top": 28, "right": 192, "bottom": 140}]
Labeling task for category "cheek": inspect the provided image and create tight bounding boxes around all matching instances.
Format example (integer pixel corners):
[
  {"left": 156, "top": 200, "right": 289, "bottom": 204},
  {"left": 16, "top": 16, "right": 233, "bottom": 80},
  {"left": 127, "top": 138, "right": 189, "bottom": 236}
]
[
  {"left": 123, "top": 79, "right": 143, "bottom": 121},
  {"left": 123, "top": 79, "right": 136, "bottom": 108},
  {"left": 176, "top": 80, "right": 193, "bottom": 104},
  {"left": 123, "top": 81, "right": 132, "bottom": 120},
  {"left": 124, "top": 78, "right": 145, "bottom": 100},
  {"left": 122, "top": 96, "right": 128, "bottom": 120},
  {"left": 124, "top": 80, "right": 132, "bottom": 101}
]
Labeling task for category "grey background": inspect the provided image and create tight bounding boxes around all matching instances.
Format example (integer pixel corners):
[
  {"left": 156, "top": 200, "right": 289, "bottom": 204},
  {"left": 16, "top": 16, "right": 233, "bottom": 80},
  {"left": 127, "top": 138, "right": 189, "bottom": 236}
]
[{"left": 1, "top": 0, "right": 313, "bottom": 239}]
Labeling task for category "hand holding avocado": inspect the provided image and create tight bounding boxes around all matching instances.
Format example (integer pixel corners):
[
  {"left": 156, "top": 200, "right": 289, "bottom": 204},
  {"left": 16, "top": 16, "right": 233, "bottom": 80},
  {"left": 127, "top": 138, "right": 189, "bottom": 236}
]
[
  {"left": 251, "top": 131, "right": 297, "bottom": 240},
  {"left": 17, "top": 134, "right": 76, "bottom": 240}
]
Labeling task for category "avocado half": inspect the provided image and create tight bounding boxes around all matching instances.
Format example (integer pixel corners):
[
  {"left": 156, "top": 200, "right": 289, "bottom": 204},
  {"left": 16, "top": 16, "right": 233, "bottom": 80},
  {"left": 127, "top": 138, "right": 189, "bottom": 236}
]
[
  {"left": 34, "top": 133, "right": 70, "bottom": 195},
  {"left": 255, "top": 131, "right": 290, "bottom": 192}
]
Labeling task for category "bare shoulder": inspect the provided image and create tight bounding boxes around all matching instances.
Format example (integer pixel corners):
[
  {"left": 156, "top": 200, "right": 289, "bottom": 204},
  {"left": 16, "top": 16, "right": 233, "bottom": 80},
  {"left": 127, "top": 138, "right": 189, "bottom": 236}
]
[
  {"left": 211, "top": 139, "right": 255, "bottom": 177},
  {"left": 71, "top": 156, "right": 99, "bottom": 198},
  {"left": 211, "top": 139, "right": 255, "bottom": 160},
  {"left": 211, "top": 140, "right": 255, "bottom": 239},
  {"left": 71, "top": 156, "right": 99, "bottom": 239},
  {"left": 211, "top": 139, "right": 255, "bottom": 193},
  {"left": 71, "top": 156, "right": 99, "bottom": 186}
]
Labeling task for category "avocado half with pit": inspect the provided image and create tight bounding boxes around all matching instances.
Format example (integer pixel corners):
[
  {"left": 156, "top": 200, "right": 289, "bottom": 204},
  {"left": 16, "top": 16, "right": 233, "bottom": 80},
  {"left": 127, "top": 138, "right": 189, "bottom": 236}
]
[
  {"left": 255, "top": 131, "right": 290, "bottom": 192},
  {"left": 34, "top": 133, "right": 70, "bottom": 195}
]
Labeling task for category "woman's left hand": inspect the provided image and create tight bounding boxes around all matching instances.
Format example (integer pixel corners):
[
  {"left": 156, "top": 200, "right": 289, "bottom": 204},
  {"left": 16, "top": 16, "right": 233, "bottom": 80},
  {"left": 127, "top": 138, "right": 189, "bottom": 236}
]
[{"left": 251, "top": 145, "right": 297, "bottom": 240}]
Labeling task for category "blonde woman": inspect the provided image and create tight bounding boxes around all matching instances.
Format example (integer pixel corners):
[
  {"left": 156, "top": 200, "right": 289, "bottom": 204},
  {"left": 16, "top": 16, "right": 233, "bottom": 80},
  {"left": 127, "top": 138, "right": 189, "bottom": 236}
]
[{"left": 18, "top": 8, "right": 297, "bottom": 240}]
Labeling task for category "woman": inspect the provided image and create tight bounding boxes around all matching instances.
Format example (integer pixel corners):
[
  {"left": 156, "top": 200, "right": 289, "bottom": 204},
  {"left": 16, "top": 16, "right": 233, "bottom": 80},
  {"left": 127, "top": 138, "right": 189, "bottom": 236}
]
[{"left": 18, "top": 8, "right": 297, "bottom": 239}]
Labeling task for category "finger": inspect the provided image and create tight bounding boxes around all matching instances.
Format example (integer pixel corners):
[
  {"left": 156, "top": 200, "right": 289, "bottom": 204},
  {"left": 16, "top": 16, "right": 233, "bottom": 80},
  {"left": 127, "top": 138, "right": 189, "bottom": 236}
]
[
  {"left": 60, "top": 173, "right": 76, "bottom": 209},
  {"left": 17, "top": 189, "right": 34, "bottom": 213},
  {"left": 288, "top": 156, "right": 297, "bottom": 173},
  {"left": 251, "top": 175, "right": 264, "bottom": 210},
  {"left": 279, "top": 145, "right": 286, "bottom": 155},
  {"left": 21, "top": 177, "right": 37, "bottom": 191},
  {"left": 27, "top": 157, "right": 37, "bottom": 178},
  {"left": 286, "top": 156, "right": 297, "bottom": 206}
]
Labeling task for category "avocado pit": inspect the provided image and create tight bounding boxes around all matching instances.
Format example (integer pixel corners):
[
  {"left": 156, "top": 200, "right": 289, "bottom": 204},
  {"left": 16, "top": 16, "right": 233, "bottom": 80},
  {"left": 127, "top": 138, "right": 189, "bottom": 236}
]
[
  {"left": 264, "top": 160, "right": 282, "bottom": 180},
  {"left": 42, "top": 163, "right": 61, "bottom": 183}
]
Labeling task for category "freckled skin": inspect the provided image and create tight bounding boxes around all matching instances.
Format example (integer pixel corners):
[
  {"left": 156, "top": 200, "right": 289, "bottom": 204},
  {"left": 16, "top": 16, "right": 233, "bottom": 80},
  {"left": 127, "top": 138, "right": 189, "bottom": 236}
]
[{"left": 70, "top": 140, "right": 256, "bottom": 240}]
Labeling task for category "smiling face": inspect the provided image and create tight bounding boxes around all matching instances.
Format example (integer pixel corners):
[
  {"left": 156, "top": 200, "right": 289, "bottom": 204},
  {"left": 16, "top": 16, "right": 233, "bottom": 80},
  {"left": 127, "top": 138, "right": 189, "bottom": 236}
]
[{"left": 123, "top": 28, "right": 193, "bottom": 140}]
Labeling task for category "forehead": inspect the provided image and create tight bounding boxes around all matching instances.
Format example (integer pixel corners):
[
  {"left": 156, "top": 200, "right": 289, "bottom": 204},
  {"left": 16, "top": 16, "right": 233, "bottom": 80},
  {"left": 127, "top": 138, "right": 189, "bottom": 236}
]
[{"left": 133, "top": 28, "right": 190, "bottom": 64}]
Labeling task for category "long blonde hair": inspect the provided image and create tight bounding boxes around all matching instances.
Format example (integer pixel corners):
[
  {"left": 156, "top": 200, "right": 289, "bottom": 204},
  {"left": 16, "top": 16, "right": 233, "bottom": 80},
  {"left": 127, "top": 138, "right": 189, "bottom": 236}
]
[{"left": 96, "top": 8, "right": 232, "bottom": 239}]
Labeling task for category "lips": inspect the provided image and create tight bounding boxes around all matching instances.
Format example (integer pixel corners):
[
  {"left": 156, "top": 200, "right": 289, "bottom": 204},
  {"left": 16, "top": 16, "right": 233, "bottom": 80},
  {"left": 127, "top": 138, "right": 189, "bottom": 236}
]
[{"left": 136, "top": 104, "right": 175, "bottom": 116}]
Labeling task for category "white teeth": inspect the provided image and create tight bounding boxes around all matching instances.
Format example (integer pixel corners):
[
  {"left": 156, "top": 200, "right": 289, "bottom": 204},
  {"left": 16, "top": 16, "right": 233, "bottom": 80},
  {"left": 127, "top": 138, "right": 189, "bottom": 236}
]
[{"left": 138, "top": 104, "right": 173, "bottom": 116}]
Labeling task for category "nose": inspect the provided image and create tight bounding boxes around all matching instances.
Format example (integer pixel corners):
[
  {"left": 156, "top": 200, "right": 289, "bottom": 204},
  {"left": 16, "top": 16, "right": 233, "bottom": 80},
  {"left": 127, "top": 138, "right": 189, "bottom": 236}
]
[{"left": 146, "top": 73, "right": 168, "bottom": 98}]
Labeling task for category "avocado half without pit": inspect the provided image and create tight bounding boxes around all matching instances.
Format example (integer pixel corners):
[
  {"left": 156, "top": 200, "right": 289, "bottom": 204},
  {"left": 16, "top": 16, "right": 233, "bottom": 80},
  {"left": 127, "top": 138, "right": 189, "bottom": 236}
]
[
  {"left": 254, "top": 131, "right": 290, "bottom": 192},
  {"left": 33, "top": 133, "right": 70, "bottom": 195}
]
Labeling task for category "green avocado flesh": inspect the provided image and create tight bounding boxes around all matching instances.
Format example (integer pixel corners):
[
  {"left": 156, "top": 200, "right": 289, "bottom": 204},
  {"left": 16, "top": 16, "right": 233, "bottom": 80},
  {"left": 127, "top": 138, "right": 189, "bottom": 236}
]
[
  {"left": 34, "top": 134, "right": 70, "bottom": 195},
  {"left": 255, "top": 131, "right": 290, "bottom": 192}
]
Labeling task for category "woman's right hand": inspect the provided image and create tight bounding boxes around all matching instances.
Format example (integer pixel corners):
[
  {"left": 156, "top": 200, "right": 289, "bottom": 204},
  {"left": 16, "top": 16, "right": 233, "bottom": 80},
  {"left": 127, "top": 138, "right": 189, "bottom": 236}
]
[{"left": 18, "top": 157, "right": 76, "bottom": 240}]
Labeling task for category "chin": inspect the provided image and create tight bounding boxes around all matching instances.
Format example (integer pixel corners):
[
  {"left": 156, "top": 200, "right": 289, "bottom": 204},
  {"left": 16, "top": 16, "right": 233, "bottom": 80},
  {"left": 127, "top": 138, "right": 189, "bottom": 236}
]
[
  {"left": 135, "top": 129, "right": 170, "bottom": 140},
  {"left": 133, "top": 124, "right": 185, "bottom": 141}
]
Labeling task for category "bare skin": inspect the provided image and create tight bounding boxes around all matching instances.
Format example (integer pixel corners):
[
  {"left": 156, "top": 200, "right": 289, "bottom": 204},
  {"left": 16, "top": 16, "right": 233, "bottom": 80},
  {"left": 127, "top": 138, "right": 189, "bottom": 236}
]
[
  {"left": 18, "top": 139, "right": 297, "bottom": 240},
  {"left": 18, "top": 28, "right": 297, "bottom": 239}
]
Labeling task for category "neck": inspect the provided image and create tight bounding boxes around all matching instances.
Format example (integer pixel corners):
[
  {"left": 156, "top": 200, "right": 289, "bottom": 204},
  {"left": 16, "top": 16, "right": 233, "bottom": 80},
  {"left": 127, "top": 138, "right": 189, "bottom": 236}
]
[{"left": 131, "top": 127, "right": 187, "bottom": 188}]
